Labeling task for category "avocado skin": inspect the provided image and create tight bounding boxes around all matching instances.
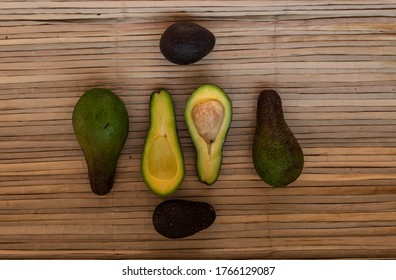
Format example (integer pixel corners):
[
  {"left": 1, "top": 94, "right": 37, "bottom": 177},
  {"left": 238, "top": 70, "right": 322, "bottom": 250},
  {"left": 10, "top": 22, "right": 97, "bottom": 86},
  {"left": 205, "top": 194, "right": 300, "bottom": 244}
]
[
  {"left": 252, "top": 90, "right": 304, "bottom": 187},
  {"left": 160, "top": 21, "right": 215, "bottom": 65},
  {"left": 72, "top": 88, "right": 129, "bottom": 195},
  {"left": 152, "top": 199, "right": 216, "bottom": 239}
]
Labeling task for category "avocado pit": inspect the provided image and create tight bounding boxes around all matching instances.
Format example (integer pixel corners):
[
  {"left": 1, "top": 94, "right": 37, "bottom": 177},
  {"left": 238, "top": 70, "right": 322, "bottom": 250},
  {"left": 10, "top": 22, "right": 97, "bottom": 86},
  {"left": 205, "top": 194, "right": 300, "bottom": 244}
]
[{"left": 192, "top": 100, "right": 224, "bottom": 144}]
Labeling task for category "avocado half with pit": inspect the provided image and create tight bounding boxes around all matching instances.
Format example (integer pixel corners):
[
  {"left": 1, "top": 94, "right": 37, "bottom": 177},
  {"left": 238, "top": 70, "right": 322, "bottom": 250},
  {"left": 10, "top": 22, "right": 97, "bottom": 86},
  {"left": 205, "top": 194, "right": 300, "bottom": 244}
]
[
  {"left": 141, "top": 89, "right": 185, "bottom": 196},
  {"left": 185, "top": 84, "right": 232, "bottom": 185}
]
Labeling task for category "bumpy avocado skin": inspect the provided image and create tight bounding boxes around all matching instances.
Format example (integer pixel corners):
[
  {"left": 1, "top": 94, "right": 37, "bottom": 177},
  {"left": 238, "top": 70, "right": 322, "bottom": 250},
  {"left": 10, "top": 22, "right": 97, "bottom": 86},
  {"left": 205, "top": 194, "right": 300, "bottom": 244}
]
[
  {"left": 252, "top": 90, "right": 304, "bottom": 187},
  {"left": 72, "top": 88, "right": 129, "bottom": 195},
  {"left": 160, "top": 21, "right": 215, "bottom": 65},
  {"left": 152, "top": 199, "right": 216, "bottom": 239}
]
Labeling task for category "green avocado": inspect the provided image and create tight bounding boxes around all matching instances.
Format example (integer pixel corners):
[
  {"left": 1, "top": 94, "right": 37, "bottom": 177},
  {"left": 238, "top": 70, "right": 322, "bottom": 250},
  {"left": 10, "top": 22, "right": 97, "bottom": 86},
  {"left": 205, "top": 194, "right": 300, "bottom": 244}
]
[
  {"left": 252, "top": 90, "right": 304, "bottom": 187},
  {"left": 141, "top": 89, "right": 185, "bottom": 196},
  {"left": 184, "top": 84, "right": 232, "bottom": 185},
  {"left": 72, "top": 88, "right": 129, "bottom": 195},
  {"left": 160, "top": 21, "right": 215, "bottom": 65}
]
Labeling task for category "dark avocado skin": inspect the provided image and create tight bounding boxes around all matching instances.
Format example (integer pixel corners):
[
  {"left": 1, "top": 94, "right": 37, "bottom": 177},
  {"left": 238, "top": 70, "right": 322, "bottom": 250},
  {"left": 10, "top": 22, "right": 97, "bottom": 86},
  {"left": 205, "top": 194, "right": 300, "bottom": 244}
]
[
  {"left": 152, "top": 199, "right": 216, "bottom": 239},
  {"left": 252, "top": 90, "right": 304, "bottom": 187},
  {"left": 160, "top": 21, "right": 215, "bottom": 65}
]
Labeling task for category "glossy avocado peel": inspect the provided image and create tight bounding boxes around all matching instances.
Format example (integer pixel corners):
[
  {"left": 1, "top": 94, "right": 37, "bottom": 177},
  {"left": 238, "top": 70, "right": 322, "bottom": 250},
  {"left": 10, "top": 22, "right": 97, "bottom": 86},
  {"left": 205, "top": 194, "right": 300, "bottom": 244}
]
[
  {"left": 252, "top": 90, "right": 304, "bottom": 187},
  {"left": 72, "top": 88, "right": 129, "bottom": 195}
]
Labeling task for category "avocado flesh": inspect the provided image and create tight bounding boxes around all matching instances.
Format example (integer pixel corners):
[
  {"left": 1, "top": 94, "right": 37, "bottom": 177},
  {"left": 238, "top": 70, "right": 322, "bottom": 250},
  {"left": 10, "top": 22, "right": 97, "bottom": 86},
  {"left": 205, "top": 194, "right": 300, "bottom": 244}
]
[
  {"left": 185, "top": 84, "right": 232, "bottom": 185},
  {"left": 252, "top": 90, "right": 304, "bottom": 187},
  {"left": 141, "top": 89, "right": 185, "bottom": 196},
  {"left": 72, "top": 88, "right": 129, "bottom": 195}
]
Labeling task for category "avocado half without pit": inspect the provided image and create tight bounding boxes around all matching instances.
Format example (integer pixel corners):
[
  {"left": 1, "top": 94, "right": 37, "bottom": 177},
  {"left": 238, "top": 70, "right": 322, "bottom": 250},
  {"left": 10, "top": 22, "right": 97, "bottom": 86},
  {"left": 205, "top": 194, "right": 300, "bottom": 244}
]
[
  {"left": 185, "top": 84, "right": 232, "bottom": 185},
  {"left": 141, "top": 89, "right": 185, "bottom": 196}
]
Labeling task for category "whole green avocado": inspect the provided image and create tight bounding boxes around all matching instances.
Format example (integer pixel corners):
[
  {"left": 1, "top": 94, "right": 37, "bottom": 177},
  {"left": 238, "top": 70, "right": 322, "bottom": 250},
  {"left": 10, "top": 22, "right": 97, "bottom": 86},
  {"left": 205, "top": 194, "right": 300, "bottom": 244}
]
[
  {"left": 252, "top": 90, "right": 304, "bottom": 187},
  {"left": 72, "top": 88, "right": 129, "bottom": 195}
]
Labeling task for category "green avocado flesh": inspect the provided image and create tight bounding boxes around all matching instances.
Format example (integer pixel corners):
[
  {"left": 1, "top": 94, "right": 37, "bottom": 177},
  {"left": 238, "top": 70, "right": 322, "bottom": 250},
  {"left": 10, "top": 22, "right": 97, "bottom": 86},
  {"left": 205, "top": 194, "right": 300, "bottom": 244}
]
[
  {"left": 185, "top": 84, "right": 232, "bottom": 185},
  {"left": 141, "top": 89, "right": 185, "bottom": 196},
  {"left": 252, "top": 90, "right": 304, "bottom": 187},
  {"left": 72, "top": 88, "right": 129, "bottom": 195}
]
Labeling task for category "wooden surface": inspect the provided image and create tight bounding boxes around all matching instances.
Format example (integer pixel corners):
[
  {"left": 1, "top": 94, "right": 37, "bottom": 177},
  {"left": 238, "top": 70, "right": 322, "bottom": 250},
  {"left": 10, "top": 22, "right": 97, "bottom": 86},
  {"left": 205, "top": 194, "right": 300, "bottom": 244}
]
[{"left": 1, "top": 0, "right": 396, "bottom": 259}]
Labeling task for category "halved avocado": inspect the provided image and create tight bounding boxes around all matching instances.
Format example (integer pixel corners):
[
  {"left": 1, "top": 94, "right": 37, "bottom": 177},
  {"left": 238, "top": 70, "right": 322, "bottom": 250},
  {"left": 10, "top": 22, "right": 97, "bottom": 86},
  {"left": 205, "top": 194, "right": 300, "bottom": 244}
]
[
  {"left": 184, "top": 84, "right": 232, "bottom": 185},
  {"left": 141, "top": 89, "right": 185, "bottom": 196}
]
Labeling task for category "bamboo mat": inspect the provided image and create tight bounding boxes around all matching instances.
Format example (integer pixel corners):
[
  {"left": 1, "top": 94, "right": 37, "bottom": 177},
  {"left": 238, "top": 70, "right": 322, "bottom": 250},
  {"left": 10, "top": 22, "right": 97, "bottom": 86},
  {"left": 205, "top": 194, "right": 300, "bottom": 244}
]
[{"left": 1, "top": 0, "right": 396, "bottom": 259}]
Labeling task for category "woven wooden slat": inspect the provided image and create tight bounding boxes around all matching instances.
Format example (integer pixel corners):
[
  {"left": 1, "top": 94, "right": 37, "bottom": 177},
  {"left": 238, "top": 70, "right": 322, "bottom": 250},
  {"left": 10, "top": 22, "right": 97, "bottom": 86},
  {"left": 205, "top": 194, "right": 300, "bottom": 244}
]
[{"left": 1, "top": 1, "right": 396, "bottom": 259}]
